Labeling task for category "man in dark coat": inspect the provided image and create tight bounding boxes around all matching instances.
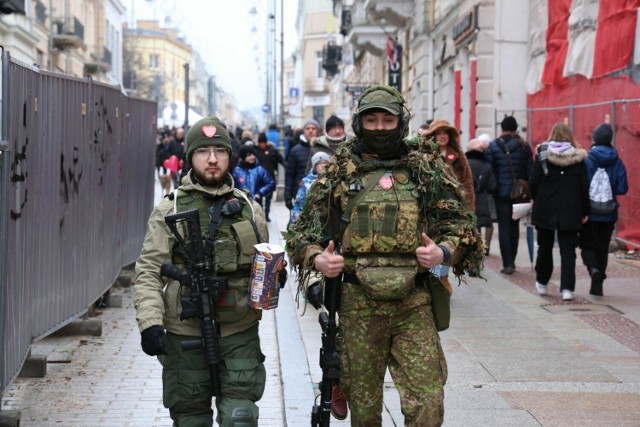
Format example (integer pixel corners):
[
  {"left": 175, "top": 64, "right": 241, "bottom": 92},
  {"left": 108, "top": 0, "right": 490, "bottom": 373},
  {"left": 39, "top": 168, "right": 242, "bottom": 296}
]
[
  {"left": 484, "top": 116, "right": 533, "bottom": 274},
  {"left": 284, "top": 119, "right": 319, "bottom": 210},
  {"left": 255, "top": 132, "right": 286, "bottom": 221}
]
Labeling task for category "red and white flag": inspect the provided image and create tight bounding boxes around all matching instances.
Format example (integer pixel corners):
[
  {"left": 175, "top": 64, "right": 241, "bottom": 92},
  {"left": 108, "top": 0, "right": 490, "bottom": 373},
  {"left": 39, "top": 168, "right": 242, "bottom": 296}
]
[
  {"left": 526, "top": 0, "right": 640, "bottom": 94},
  {"left": 386, "top": 36, "right": 400, "bottom": 66}
]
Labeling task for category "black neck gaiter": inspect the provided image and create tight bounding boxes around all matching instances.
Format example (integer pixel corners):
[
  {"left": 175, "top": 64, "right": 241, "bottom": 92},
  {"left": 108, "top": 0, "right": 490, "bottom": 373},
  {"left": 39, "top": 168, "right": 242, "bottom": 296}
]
[{"left": 361, "top": 128, "right": 403, "bottom": 158}]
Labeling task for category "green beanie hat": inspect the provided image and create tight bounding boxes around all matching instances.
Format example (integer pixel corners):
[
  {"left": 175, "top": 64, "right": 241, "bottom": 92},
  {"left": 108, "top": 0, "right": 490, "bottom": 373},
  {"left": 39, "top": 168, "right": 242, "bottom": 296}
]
[{"left": 186, "top": 116, "right": 232, "bottom": 165}]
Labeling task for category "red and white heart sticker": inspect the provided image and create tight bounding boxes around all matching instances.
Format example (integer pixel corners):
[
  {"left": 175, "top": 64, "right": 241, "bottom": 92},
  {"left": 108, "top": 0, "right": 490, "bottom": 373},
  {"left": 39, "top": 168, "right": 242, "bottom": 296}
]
[{"left": 202, "top": 125, "right": 217, "bottom": 138}]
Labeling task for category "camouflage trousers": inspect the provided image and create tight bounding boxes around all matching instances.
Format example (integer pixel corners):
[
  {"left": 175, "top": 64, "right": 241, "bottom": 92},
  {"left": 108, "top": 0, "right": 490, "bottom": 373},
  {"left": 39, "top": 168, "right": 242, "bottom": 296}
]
[
  {"left": 159, "top": 324, "right": 266, "bottom": 427},
  {"left": 338, "top": 283, "right": 448, "bottom": 427}
]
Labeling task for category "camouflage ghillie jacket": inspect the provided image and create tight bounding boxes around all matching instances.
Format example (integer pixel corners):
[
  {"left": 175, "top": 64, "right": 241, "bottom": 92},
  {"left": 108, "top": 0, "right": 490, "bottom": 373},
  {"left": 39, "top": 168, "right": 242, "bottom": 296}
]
[{"left": 284, "top": 135, "right": 484, "bottom": 295}]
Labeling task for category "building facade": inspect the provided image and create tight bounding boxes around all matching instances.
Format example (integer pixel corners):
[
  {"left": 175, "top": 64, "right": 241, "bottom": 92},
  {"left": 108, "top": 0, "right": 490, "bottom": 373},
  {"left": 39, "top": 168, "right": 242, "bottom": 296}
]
[
  {"left": 306, "top": 0, "right": 530, "bottom": 144},
  {"left": 0, "top": 0, "right": 125, "bottom": 86}
]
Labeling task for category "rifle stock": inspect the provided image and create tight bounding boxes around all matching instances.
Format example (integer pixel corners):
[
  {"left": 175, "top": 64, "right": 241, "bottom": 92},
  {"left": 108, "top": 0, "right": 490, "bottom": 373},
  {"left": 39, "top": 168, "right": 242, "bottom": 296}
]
[{"left": 160, "top": 208, "right": 227, "bottom": 397}]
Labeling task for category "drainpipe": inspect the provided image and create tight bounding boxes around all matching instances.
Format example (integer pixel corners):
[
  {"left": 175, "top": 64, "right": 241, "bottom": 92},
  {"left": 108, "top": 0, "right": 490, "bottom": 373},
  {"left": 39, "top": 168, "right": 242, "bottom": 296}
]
[{"left": 0, "top": 48, "right": 12, "bottom": 399}]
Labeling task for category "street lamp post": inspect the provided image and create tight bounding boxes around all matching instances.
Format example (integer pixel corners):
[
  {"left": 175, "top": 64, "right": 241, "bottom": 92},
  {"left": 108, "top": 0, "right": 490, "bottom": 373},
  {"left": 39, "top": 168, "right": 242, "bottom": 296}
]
[
  {"left": 183, "top": 62, "right": 190, "bottom": 130},
  {"left": 279, "top": 0, "right": 284, "bottom": 135}
]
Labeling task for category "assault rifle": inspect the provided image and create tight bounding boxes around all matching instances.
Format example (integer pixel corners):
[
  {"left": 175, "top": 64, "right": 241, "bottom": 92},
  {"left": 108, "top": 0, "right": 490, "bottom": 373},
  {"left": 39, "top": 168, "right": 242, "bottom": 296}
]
[
  {"left": 311, "top": 242, "right": 342, "bottom": 427},
  {"left": 160, "top": 208, "right": 227, "bottom": 397}
]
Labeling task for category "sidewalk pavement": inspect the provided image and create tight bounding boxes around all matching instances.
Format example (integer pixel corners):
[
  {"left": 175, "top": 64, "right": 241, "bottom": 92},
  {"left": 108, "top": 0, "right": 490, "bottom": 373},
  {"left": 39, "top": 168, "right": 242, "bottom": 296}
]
[{"left": 2, "top": 179, "right": 640, "bottom": 426}]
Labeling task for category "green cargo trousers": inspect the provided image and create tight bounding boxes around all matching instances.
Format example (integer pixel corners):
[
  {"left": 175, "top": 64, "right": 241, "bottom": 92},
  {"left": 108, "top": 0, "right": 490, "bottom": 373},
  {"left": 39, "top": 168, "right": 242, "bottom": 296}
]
[
  {"left": 338, "top": 284, "right": 448, "bottom": 427},
  {"left": 158, "top": 323, "right": 266, "bottom": 427}
]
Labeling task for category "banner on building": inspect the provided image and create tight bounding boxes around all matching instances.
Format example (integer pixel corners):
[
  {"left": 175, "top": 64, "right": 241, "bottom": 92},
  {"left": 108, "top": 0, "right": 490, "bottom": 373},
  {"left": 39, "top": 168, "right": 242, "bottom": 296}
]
[
  {"left": 526, "top": 0, "right": 640, "bottom": 94},
  {"left": 387, "top": 36, "right": 402, "bottom": 91}
]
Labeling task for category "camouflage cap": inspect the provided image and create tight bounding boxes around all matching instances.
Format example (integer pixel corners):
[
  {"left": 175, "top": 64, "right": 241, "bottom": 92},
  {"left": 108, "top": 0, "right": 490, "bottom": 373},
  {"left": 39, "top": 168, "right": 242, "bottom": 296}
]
[
  {"left": 356, "top": 86, "right": 403, "bottom": 115},
  {"left": 186, "top": 116, "right": 231, "bottom": 165}
]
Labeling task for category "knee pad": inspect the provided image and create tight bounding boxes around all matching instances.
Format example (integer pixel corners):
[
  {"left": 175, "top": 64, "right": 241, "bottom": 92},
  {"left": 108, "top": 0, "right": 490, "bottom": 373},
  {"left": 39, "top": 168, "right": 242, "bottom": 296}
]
[{"left": 230, "top": 407, "right": 256, "bottom": 427}]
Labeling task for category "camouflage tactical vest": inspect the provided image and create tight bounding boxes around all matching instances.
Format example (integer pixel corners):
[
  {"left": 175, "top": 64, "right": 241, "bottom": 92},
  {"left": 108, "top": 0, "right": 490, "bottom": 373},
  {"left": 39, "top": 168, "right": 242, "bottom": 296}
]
[
  {"left": 341, "top": 167, "right": 422, "bottom": 299},
  {"left": 172, "top": 189, "right": 260, "bottom": 322}
]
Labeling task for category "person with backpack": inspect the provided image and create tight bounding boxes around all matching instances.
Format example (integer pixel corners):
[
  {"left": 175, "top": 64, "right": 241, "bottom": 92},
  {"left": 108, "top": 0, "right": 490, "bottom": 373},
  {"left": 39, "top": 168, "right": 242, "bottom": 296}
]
[
  {"left": 580, "top": 123, "right": 628, "bottom": 296},
  {"left": 529, "top": 123, "right": 590, "bottom": 301}
]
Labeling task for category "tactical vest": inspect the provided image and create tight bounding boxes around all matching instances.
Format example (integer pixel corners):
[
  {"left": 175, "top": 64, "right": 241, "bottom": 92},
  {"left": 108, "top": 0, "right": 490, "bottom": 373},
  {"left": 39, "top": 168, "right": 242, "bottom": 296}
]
[
  {"left": 341, "top": 167, "right": 422, "bottom": 299},
  {"left": 172, "top": 189, "right": 261, "bottom": 323}
]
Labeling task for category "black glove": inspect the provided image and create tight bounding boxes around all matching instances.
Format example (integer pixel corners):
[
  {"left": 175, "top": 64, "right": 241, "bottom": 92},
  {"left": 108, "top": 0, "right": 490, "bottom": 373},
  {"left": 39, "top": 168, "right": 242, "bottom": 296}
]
[
  {"left": 285, "top": 198, "right": 294, "bottom": 210},
  {"left": 141, "top": 325, "right": 168, "bottom": 356},
  {"left": 306, "top": 283, "right": 323, "bottom": 310}
]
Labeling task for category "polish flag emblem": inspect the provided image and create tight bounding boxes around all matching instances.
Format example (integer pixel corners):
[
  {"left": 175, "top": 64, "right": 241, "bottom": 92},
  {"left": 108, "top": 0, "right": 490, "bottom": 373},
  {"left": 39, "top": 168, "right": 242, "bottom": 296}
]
[{"left": 202, "top": 125, "right": 217, "bottom": 138}]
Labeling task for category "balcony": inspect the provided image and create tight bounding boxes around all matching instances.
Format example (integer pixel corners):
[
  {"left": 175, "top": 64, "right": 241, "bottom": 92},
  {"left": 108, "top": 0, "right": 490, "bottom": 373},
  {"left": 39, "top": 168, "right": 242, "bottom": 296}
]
[
  {"left": 343, "top": 3, "right": 396, "bottom": 57},
  {"left": 364, "top": 0, "right": 413, "bottom": 27},
  {"left": 52, "top": 16, "right": 85, "bottom": 50},
  {"left": 84, "top": 47, "right": 112, "bottom": 75},
  {"left": 304, "top": 77, "right": 329, "bottom": 93}
]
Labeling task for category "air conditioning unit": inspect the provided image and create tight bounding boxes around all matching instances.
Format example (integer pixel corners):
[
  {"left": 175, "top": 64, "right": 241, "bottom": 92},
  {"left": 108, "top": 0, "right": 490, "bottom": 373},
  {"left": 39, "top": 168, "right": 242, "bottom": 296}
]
[{"left": 0, "top": 0, "right": 26, "bottom": 14}]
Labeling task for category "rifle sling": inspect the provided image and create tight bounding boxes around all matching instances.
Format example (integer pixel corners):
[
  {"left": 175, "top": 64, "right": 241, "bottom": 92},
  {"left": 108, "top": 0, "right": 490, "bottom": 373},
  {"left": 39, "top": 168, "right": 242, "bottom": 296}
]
[{"left": 203, "top": 196, "right": 226, "bottom": 260}]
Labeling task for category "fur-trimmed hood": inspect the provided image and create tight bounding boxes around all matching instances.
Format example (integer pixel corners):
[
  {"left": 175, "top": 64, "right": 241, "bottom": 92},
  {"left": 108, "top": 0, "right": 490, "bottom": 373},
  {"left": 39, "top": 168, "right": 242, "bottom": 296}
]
[{"left": 543, "top": 142, "right": 588, "bottom": 167}]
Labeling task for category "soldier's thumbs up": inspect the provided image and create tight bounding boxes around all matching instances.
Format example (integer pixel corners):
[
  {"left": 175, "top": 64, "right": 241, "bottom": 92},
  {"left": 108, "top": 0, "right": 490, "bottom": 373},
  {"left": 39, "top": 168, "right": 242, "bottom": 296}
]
[
  {"left": 422, "top": 233, "right": 435, "bottom": 248},
  {"left": 416, "top": 233, "right": 444, "bottom": 269},
  {"left": 314, "top": 240, "right": 344, "bottom": 278}
]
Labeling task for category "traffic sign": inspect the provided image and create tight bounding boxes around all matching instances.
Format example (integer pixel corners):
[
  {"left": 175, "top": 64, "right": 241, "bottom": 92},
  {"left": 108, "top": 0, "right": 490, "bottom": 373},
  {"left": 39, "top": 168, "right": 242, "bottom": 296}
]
[{"left": 262, "top": 104, "right": 271, "bottom": 113}]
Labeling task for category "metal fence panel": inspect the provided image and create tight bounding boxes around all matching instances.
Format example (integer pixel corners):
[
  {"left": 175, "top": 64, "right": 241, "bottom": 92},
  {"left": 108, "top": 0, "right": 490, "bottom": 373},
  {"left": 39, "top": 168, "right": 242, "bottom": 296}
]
[{"left": 1, "top": 52, "right": 156, "bottom": 395}]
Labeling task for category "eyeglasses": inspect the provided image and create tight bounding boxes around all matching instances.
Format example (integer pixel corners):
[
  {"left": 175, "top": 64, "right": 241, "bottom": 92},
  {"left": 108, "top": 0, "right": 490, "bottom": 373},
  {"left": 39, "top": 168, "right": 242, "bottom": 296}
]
[{"left": 192, "top": 147, "right": 230, "bottom": 160}]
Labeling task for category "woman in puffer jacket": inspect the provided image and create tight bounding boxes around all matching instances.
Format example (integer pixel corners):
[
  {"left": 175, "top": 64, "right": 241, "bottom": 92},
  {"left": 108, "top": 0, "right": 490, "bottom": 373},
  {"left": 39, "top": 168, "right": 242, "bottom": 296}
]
[{"left": 529, "top": 123, "right": 589, "bottom": 301}]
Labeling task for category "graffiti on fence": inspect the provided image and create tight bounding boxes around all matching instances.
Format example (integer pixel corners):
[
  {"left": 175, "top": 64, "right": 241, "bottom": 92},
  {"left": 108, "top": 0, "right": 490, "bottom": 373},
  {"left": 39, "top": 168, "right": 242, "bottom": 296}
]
[{"left": 60, "top": 146, "right": 82, "bottom": 204}]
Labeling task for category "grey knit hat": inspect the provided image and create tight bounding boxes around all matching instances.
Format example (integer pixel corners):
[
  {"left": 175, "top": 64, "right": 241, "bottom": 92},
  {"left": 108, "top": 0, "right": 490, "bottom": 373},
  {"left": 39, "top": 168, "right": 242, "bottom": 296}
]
[{"left": 303, "top": 119, "right": 321, "bottom": 130}]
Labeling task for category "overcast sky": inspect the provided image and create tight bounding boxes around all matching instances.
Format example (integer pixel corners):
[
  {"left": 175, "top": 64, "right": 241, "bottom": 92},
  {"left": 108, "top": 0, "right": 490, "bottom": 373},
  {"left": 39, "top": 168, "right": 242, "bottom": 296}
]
[{"left": 122, "top": 0, "right": 299, "bottom": 112}]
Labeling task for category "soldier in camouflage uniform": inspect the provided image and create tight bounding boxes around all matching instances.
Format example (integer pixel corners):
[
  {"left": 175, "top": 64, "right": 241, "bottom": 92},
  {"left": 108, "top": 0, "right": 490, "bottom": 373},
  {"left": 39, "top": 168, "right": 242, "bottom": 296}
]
[
  {"left": 285, "top": 86, "right": 483, "bottom": 426},
  {"left": 135, "top": 117, "right": 269, "bottom": 427}
]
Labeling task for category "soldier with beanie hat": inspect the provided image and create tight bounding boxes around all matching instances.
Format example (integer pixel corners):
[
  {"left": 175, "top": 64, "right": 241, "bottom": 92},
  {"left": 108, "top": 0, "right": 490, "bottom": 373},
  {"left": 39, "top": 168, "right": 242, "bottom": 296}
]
[{"left": 135, "top": 116, "right": 273, "bottom": 426}]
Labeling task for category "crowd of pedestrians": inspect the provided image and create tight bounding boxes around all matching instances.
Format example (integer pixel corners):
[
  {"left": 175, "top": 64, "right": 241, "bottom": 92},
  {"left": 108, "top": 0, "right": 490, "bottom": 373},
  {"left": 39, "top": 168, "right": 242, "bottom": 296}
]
[{"left": 142, "top": 95, "right": 628, "bottom": 426}]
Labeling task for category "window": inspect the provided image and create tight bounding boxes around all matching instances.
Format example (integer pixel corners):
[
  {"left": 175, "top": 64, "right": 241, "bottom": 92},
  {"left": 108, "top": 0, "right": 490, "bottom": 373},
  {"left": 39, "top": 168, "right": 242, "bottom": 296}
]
[
  {"left": 313, "top": 106, "right": 324, "bottom": 127},
  {"left": 36, "top": 49, "right": 44, "bottom": 68},
  {"left": 150, "top": 54, "right": 159, "bottom": 69},
  {"left": 316, "top": 52, "right": 324, "bottom": 78}
]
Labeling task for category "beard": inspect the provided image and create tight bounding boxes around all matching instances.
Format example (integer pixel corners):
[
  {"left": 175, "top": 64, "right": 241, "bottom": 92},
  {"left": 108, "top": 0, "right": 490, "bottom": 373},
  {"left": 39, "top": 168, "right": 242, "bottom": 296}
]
[{"left": 192, "top": 164, "right": 230, "bottom": 187}]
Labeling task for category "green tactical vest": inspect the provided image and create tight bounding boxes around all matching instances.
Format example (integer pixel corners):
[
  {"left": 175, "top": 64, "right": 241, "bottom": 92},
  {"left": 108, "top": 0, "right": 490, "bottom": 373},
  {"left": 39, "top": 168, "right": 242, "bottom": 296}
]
[
  {"left": 341, "top": 167, "right": 423, "bottom": 299},
  {"left": 172, "top": 189, "right": 261, "bottom": 323}
]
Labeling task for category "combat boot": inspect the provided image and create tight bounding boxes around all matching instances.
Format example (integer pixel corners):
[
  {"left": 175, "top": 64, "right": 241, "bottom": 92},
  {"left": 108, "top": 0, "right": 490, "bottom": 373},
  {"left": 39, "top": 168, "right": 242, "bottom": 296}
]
[{"left": 331, "top": 384, "right": 348, "bottom": 420}]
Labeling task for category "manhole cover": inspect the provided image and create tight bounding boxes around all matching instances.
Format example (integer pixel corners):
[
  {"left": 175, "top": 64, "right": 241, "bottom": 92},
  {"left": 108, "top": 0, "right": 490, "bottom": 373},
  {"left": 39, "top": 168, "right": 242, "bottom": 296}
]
[{"left": 541, "top": 304, "right": 623, "bottom": 315}]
